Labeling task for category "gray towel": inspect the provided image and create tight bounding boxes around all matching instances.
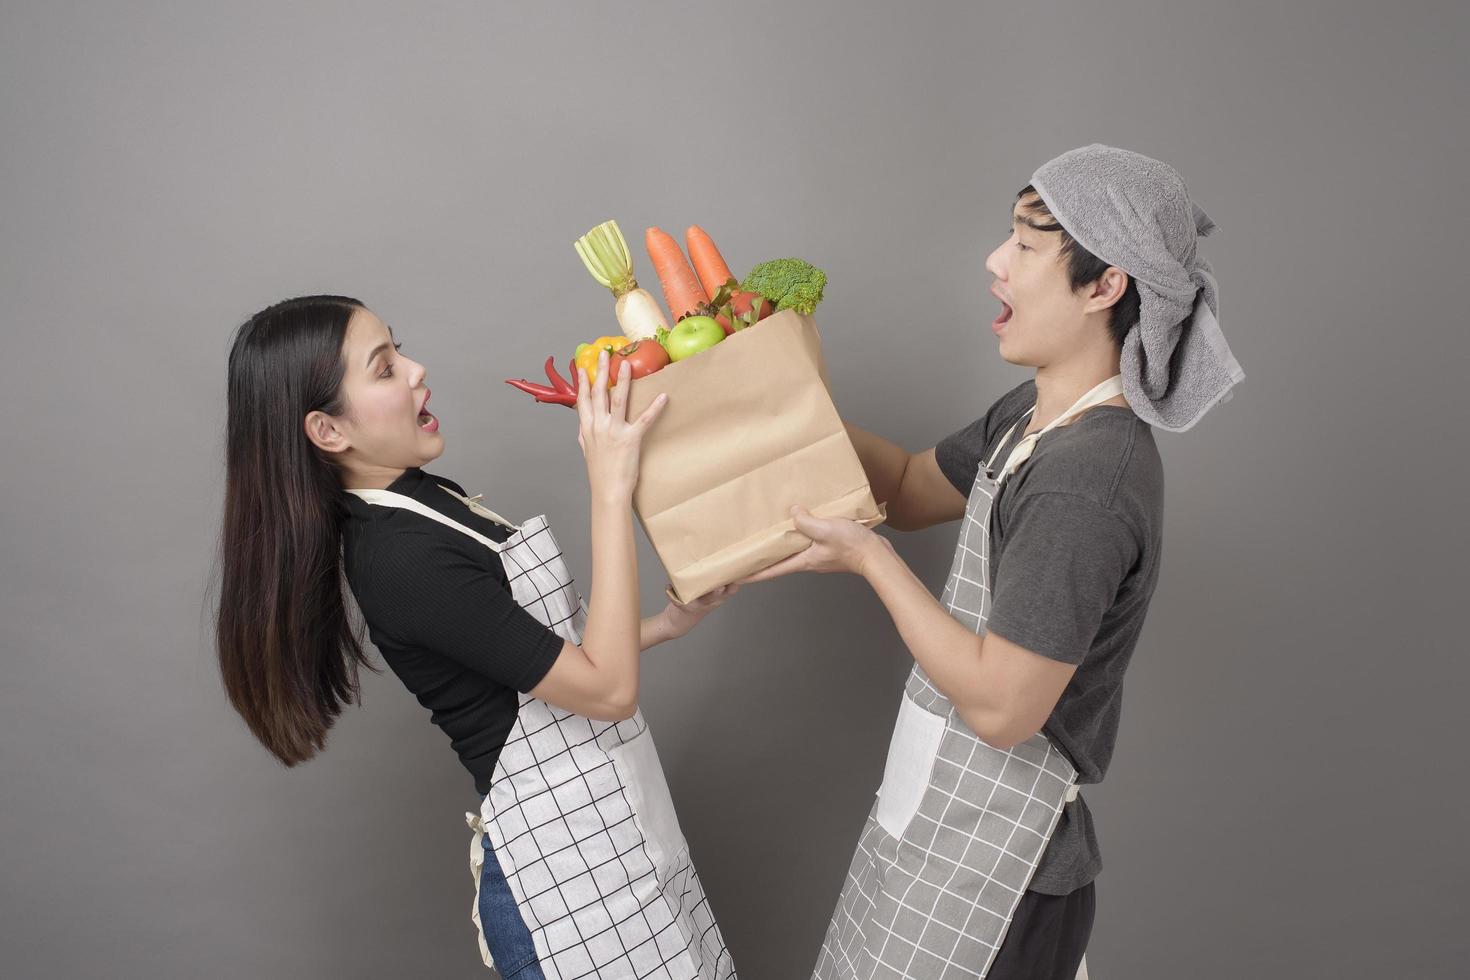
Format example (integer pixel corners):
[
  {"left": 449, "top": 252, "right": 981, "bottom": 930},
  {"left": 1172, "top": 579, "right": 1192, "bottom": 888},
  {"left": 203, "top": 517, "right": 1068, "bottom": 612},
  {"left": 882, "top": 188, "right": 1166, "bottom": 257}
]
[{"left": 1029, "top": 144, "right": 1245, "bottom": 432}]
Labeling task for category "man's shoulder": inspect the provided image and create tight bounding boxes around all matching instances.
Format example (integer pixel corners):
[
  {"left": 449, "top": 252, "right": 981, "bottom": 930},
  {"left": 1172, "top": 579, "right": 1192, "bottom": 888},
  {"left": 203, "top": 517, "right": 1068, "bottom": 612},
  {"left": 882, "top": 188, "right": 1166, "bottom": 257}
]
[
  {"left": 1023, "top": 413, "right": 1162, "bottom": 516},
  {"left": 936, "top": 378, "right": 1035, "bottom": 453},
  {"left": 933, "top": 379, "right": 1037, "bottom": 494},
  {"left": 989, "top": 379, "right": 1037, "bottom": 437}
]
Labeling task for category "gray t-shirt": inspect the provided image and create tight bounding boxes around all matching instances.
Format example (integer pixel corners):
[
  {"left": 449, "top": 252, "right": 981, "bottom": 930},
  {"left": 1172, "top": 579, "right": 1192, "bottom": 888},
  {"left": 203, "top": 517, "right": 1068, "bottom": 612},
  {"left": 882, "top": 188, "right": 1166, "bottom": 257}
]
[{"left": 934, "top": 379, "right": 1164, "bottom": 894}]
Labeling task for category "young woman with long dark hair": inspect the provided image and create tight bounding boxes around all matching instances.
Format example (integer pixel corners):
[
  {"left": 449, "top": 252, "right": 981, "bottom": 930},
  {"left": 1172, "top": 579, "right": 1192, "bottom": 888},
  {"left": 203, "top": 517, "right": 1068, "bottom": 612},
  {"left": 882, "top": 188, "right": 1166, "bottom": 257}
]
[{"left": 216, "top": 295, "right": 739, "bottom": 979}]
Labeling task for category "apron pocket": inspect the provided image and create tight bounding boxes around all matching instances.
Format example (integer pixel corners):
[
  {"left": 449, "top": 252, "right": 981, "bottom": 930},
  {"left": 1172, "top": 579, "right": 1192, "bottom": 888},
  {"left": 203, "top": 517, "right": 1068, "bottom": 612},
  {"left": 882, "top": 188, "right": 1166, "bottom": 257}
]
[
  {"left": 875, "top": 695, "right": 947, "bottom": 840},
  {"left": 607, "top": 728, "right": 689, "bottom": 882}
]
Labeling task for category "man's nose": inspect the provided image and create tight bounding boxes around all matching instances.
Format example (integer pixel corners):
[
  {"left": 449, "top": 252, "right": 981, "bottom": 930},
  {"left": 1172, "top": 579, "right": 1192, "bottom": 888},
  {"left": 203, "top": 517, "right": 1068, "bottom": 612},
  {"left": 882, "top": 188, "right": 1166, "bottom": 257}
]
[{"left": 984, "top": 242, "right": 1006, "bottom": 279}]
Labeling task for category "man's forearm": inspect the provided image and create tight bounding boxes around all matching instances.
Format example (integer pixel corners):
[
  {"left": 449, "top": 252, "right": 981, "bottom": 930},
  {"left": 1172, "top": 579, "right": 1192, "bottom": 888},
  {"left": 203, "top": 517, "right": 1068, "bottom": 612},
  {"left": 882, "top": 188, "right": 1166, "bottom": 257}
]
[
  {"left": 858, "top": 536, "right": 1008, "bottom": 737},
  {"left": 845, "top": 422, "right": 910, "bottom": 507}
]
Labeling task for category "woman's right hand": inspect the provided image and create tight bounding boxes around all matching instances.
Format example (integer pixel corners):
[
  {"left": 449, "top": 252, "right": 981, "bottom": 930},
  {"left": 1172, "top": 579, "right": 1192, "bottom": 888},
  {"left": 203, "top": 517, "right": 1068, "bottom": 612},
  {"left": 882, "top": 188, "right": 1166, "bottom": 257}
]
[{"left": 576, "top": 349, "right": 668, "bottom": 500}]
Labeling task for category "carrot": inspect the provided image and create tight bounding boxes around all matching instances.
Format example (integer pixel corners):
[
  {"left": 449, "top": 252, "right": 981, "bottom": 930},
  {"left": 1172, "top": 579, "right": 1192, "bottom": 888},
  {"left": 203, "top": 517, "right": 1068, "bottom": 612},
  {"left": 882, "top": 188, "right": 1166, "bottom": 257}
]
[
  {"left": 686, "top": 224, "right": 773, "bottom": 322},
  {"left": 645, "top": 226, "right": 707, "bottom": 323},
  {"left": 686, "top": 225, "right": 736, "bottom": 297}
]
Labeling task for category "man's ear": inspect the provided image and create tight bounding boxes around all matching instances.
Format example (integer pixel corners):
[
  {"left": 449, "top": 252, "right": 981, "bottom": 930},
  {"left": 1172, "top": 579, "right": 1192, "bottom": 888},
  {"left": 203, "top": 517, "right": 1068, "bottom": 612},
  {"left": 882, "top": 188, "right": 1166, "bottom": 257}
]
[
  {"left": 1083, "top": 267, "right": 1129, "bottom": 314},
  {"left": 304, "top": 410, "right": 350, "bottom": 455}
]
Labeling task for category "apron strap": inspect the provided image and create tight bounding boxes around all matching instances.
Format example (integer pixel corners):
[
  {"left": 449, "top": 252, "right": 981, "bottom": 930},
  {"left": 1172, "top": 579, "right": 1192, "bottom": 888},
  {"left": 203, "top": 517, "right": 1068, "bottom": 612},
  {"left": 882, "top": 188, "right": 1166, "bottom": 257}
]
[
  {"left": 984, "top": 410, "right": 1035, "bottom": 475},
  {"left": 344, "top": 487, "right": 507, "bottom": 552},
  {"left": 436, "top": 485, "right": 523, "bottom": 533},
  {"left": 996, "top": 375, "right": 1126, "bottom": 482}
]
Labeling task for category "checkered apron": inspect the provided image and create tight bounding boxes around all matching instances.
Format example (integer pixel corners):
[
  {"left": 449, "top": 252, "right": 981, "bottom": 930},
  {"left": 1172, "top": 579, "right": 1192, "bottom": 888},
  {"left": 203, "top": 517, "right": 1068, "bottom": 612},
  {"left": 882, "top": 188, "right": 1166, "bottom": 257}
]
[
  {"left": 346, "top": 486, "right": 735, "bottom": 980},
  {"left": 812, "top": 377, "right": 1123, "bottom": 980}
]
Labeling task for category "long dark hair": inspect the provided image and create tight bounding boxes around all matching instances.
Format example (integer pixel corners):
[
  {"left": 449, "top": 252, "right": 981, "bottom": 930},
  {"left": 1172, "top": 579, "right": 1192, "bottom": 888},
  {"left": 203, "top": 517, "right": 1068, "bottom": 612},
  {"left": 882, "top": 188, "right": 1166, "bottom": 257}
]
[{"left": 216, "top": 294, "right": 376, "bottom": 766}]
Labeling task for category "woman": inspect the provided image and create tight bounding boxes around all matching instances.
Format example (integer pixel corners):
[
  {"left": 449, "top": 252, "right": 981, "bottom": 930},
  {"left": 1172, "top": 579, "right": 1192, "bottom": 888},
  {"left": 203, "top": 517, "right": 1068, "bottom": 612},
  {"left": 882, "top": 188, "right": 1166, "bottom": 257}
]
[{"left": 215, "top": 295, "right": 739, "bottom": 979}]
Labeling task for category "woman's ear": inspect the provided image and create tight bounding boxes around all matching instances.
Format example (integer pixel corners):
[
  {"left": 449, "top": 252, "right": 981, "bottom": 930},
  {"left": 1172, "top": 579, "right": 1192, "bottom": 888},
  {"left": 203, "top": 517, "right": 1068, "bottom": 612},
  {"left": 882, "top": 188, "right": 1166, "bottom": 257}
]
[{"left": 304, "top": 410, "right": 349, "bottom": 455}]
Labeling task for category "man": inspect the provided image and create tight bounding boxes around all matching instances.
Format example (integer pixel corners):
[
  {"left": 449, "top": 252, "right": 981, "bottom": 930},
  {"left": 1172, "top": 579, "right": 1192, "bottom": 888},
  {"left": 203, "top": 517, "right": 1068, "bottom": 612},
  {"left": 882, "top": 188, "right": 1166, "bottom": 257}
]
[{"left": 741, "top": 145, "right": 1244, "bottom": 979}]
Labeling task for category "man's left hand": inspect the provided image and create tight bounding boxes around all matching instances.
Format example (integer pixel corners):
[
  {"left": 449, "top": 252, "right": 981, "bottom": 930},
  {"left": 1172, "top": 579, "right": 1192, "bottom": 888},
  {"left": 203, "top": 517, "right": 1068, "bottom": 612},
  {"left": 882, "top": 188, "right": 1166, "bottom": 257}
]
[{"left": 738, "top": 506, "right": 886, "bottom": 584}]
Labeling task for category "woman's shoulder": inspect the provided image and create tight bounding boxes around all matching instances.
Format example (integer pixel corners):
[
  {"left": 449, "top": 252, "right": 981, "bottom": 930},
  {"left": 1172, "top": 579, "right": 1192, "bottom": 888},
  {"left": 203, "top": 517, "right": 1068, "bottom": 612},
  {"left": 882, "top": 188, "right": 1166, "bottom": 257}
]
[
  {"left": 420, "top": 470, "right": 467, "bottom": 496},
  {"left": 345, "top": 485, "right": 500, "bottom": 575}
]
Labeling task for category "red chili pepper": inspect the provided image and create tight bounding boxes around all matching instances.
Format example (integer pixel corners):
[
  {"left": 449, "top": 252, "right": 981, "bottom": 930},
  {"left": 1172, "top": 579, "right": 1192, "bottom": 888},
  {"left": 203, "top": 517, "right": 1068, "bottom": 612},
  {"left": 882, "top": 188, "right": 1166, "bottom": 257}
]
[
  {"left": 544, "top": 356, "right": 575, "bottom": 397},
  {"left": 505, "top": 378, "right": 576, "bottom": 406},
  {"left": 567, "top": 358, "right": 580, "bottom": 394}
]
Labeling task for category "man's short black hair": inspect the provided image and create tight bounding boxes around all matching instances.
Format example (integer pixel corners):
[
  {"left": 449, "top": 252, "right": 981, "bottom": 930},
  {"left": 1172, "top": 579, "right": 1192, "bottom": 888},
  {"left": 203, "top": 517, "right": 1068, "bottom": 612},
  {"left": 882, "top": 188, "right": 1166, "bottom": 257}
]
[{"left": 1017, "top": 184, "right": 1139, "bottom": 348}]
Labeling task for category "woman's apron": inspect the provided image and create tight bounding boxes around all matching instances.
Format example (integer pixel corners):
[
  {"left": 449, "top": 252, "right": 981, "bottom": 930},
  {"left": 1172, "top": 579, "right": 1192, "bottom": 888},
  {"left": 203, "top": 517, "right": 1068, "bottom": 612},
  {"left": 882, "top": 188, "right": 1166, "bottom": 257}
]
[
  {"left": 811, "top": 376, "right": 1124, "bottom": 980},
  {"left": 346, "top": 485, "right": 736, "bottom": 980}
]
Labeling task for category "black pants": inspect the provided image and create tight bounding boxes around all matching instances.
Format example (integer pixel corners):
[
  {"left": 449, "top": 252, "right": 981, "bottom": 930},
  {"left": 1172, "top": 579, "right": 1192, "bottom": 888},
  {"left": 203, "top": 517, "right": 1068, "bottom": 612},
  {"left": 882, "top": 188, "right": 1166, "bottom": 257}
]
[{"left": 987, "top": 881, "right": 1096, "bottom": 980}]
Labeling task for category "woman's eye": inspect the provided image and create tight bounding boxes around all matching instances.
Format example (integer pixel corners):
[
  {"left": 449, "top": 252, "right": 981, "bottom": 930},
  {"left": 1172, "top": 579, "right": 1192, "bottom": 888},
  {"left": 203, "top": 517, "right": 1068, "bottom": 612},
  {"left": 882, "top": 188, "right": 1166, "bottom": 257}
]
[{"left": 379, "top": 342, "right": 403, "bottom": 378}]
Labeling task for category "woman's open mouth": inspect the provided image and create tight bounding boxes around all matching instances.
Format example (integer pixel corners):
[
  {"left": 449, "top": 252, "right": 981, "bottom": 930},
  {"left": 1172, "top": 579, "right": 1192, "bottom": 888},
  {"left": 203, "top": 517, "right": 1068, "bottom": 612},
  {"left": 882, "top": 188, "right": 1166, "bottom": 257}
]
[{"left": 417, "top": 392, "right": 439, "bottom": 432}]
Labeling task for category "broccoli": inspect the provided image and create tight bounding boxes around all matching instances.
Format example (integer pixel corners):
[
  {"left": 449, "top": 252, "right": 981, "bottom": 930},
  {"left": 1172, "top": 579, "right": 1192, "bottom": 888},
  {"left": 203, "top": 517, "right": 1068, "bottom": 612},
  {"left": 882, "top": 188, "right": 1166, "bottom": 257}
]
[{"left": 741, "top": 258, "right": 827, "bottom": 316}]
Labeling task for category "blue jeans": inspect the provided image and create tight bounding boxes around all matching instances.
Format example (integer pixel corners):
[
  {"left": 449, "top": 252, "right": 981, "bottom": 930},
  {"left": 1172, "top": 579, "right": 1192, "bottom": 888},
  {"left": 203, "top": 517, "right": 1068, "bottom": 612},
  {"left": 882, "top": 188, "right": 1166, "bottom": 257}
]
[{"left": 479, "top": 832, "right": 545, "bottom": 978}]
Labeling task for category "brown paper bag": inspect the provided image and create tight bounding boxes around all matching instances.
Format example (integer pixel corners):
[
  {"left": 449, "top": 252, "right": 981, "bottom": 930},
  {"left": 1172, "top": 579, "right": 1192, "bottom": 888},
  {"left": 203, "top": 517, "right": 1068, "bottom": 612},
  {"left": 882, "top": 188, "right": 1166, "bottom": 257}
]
[{"left": 623, "top": 310, "right": 885, "bottom": 603}]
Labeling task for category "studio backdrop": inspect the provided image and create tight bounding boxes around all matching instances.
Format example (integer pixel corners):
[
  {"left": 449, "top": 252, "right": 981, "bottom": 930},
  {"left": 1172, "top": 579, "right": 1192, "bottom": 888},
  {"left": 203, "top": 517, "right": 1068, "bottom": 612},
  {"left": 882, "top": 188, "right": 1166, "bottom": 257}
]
[{"left": 2, "top": 2, "right": 1465, "bottom": 978}]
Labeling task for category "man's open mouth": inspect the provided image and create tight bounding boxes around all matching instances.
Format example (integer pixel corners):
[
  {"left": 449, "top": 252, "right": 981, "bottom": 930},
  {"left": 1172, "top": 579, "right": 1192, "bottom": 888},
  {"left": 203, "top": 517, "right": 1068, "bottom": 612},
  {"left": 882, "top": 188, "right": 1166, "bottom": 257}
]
[{"left": 993, "top": 300, "right": 1014, "bottom": 332}]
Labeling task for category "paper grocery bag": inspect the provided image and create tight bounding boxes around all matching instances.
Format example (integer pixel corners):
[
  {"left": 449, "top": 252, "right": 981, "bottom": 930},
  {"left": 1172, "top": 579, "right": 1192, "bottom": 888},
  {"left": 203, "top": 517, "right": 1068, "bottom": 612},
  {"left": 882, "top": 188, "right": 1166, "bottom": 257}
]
[{"left": 623, "top": 310, "right": 886, "bottom": 603}]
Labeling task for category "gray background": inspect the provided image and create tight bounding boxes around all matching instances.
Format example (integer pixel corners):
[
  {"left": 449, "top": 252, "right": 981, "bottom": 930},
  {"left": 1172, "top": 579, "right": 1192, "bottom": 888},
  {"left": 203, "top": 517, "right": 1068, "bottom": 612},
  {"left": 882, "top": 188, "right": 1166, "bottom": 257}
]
[{"left": 2, "top": 1, "right": 1465, "bottom": 977}]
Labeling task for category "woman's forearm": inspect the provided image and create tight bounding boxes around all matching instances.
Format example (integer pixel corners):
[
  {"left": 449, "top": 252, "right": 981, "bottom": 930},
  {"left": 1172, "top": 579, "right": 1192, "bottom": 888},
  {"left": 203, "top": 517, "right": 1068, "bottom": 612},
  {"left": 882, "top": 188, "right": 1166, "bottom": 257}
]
[
  {"left": 580, "top": 491, "right": 642, "bottom": 703},
  {"left": 640, "top": 611, "right": 675, "bottom": 651}
]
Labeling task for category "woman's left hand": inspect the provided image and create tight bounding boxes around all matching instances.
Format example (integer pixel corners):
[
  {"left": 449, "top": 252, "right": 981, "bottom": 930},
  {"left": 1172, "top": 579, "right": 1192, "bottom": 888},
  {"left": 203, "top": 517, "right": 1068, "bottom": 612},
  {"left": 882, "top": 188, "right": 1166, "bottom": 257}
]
[
  {"left": 661, "top": 583, "right": 741, "bottom": 641},
  {"left": 738, "top": 506, "right": 884, "bottom": 584}
]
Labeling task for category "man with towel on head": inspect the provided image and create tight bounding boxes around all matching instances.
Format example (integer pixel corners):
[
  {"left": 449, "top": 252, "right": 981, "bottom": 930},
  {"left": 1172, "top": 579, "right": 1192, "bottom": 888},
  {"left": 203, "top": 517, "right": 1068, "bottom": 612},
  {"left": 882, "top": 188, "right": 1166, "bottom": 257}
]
[{"left": 740, "top": 145, "right": 1245, "bottom": 979}]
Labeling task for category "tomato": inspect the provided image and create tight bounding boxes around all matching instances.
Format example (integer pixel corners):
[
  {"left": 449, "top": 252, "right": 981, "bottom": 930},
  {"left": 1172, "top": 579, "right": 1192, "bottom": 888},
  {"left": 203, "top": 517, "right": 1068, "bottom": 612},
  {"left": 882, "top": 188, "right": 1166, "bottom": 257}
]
[
  {"left": 732, "top": 290, "right": 773, "bottom": 321},
  {"left": 609, "top": 339, "right": 670, "bottom": 382},
  {"left": 665, "top": 316, "right": 724, "bottom": 362}
]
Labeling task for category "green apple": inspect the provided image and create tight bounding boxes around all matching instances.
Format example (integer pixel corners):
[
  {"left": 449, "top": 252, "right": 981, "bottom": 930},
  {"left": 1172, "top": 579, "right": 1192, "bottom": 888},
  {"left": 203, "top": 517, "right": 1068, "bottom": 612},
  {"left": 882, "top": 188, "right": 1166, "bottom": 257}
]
[{"left": 665, "top": 315, "right": 725, "bottom": 362}]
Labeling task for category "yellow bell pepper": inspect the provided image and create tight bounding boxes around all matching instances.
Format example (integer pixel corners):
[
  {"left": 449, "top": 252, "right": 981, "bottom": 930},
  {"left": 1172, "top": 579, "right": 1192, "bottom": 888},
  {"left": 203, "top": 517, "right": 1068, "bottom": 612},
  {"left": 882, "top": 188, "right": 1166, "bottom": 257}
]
[{"left": 574, "top": 335, "right": 631, "bottom": 387}]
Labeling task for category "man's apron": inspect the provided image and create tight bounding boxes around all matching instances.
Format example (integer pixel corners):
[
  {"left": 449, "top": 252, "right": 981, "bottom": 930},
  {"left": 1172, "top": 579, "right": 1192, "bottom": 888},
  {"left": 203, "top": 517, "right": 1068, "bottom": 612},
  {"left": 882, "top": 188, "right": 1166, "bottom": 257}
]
[
  {"left": 811, "top": 376, "right": 1124, "bottom": 980},
  {"left": 347, "top": 485, "right": 736, "bottom": 980}
]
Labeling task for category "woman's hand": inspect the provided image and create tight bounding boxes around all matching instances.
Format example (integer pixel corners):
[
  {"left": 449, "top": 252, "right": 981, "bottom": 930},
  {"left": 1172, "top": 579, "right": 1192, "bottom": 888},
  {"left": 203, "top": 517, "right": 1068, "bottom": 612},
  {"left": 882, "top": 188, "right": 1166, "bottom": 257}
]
[
  {"left": 577, "top": 350, "right": 668, "bottom": 501},
  {"left": 660, "top": 583, "right": 741, "bottom": 642},
  {"left": 737, "top": 506, "right": 887, "bottom": 584}
]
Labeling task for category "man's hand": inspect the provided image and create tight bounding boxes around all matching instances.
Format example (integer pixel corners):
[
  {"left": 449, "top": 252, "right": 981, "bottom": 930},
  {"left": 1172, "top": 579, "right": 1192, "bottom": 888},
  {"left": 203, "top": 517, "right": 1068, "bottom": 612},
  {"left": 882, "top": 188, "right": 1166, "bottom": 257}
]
[{"left": 738, "top": 506, "right": 888, "bottom": 584}]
